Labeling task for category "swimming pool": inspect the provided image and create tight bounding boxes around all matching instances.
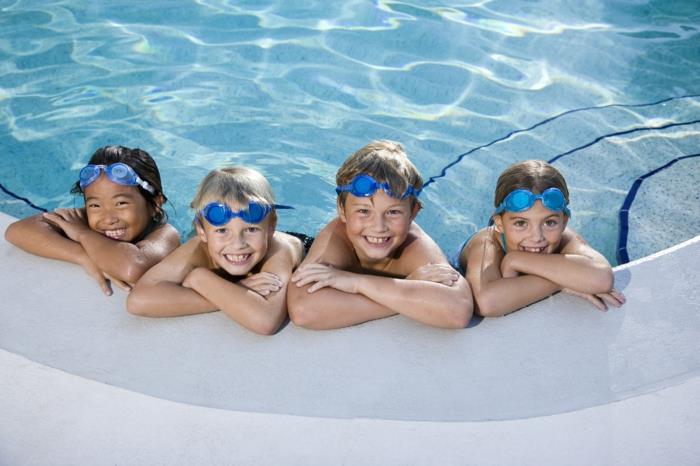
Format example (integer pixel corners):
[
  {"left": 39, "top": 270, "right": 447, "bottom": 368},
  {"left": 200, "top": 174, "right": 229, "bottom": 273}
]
[{"left": 1, "top": 0, "right": 699, "bottom": 263}]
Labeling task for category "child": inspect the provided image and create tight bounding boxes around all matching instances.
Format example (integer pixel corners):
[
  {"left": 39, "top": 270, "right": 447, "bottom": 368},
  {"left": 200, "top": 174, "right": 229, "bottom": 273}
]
[
  {"left": 127, "top": 167, "right": 305, "bottom": 335},
  {"left": 288, "top": 140, "right": 473, "bottom": 330},
  {"left": 4, "top": 145, "right": 180, "bottom": 295},
  {"left": 455, "top": 159, "right": 625, "bottom": 316}
]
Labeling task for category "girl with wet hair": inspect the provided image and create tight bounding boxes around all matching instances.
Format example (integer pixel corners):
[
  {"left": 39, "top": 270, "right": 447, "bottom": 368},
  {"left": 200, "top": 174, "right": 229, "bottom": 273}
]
[
  {"left": 5, "top": 145, "right": 180, "bottom": 295},
  {"left": 454, "top": 160, "right": 624, "bottom": 316}
]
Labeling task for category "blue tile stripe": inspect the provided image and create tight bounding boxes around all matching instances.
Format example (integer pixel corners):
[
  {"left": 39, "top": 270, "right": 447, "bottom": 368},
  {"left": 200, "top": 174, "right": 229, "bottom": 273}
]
[
  {"left": 0, "top": 182, "right": 47, "bottom": 213},
  {"left": 616, "top": 153, "right": 700, "bottom": 264},
  {"left": 422, "top": 94, "right": 700, "bottom": 188}
]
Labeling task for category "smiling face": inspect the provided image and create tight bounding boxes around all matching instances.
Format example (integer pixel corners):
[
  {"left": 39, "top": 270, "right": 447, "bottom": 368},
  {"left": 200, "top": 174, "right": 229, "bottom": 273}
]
[
  {"left": 196, "top": 200, "right": 275, "bottom": 277},
  {"left": 493, "top": 200, "right": 568, "bottom": 254},
  {"left": 338, "top": 190, "right": 419, "bottom": 267},
  {"left": 83, "top": 174, "right": 153, "bottom": 242}
]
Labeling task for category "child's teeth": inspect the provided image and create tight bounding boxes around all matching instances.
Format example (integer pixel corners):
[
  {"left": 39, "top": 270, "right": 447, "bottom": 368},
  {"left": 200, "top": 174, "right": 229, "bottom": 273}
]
[
  {"left": 105, "top": 229, "right": 125, "bottom": 238},
  {"left": 226, "top": 254, "right": 250, "bottom": 262}
]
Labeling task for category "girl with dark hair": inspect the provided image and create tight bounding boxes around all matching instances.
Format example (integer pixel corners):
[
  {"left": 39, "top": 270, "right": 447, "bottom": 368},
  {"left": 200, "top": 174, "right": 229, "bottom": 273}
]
[{"left": 5, "top": 146, "right": 180, "bottom": 295}]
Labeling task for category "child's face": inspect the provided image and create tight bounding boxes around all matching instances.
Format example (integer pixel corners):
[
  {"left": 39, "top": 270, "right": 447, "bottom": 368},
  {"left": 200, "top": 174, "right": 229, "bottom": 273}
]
[
  {"left": 196, "top": 201, "right": 274, "bottom": 277},
  {"left": 494, "top": 201, "right": 568, "bottom": 254},
  {"left": 338, "top": 190, "right": 419, "bottom": 265},
  {"left": 84, "top": 174, "right": 153, "bottom": 242}
]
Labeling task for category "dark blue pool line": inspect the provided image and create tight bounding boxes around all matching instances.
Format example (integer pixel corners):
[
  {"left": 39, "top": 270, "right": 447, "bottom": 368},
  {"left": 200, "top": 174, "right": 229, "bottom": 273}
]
[
  {"left": 616, "top": 153, "right": 700, "bottom": 265},
  {"left": 422, "top": 93, "right": 700, "bottom": 188},
  {"left": 547, "top": 119, "right": 700, "bottom": 164},
  {"left": 0, "top": 182, "right": 47, "bottom": 213}
]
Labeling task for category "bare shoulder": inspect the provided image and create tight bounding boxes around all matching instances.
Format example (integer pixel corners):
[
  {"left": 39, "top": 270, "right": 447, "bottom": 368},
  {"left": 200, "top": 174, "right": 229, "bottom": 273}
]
[
  {"left": 136, "top": 223, "right": 181, "bottom": 249},
  {"left": 301, "top": 218, "right": 356, "bottom": 267},
  {"left": 269, "top": 231, "right": 305, "bottom": 267},
  {"left": 388, "top": 222, "right": 447, "bottom": 274},
  {"left": 164, "top": 236, "right": 209, "bottom": 267},
  {"left": 559, "top": 227, "right": 609, "bottom": 263},
  {"left": 464, "top": 228, "right": 503, "bottom": 271}
]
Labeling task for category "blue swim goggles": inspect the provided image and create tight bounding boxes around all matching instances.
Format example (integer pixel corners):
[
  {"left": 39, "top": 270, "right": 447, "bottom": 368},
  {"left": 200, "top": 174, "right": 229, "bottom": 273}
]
[
  {"left": 335, "top": 174, "right": 421, "bottom": 200},
  {"left": 495, "top": 188, "right": 571, "bottom": 216},
  {"left": 79, "top": 163, "right": 155, "bottom": 194},
  {"left": 198, "top": 201, "right": 294, "bottom": 226}
]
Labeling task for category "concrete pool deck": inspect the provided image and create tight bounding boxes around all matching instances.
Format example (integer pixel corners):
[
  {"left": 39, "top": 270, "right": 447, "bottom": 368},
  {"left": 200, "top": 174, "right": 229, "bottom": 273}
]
[{"left": 1, "top": 211, "right": 698, "bottom": 465}]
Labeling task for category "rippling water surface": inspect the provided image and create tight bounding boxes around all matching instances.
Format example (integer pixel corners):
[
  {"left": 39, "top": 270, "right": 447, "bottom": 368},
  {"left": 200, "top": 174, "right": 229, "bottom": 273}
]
[{"left": 1, "top": 0, "right": 699, "bottom": 263}]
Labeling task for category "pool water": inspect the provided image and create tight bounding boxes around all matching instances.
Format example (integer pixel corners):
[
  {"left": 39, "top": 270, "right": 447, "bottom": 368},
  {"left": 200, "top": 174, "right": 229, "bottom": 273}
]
[{"left": 1, "top": 0, "right": 699, "bottom": 264}]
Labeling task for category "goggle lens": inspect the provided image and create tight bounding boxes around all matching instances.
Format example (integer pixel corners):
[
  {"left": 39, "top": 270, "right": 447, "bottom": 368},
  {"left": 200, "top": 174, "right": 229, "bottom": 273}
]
[
  {"left": 199, "top": 201, "right": 293, "bottom": 226},
  {"left": 336, "top": 174, "right": 421, "bottom": 200},
  {"left": 78, "top": 163, "right": 155, "bottom": 194},
  {"left": 496, "top": 188, "right": 569, "bottom": 216}
]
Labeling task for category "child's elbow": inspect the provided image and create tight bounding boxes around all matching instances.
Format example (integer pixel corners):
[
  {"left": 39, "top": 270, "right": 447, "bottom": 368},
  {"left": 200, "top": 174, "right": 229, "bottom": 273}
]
[
  {"left": 126, "top": 290, "right": 152, "bottom": 317},
  {"left": 474, "top": 294, "right": 505, "bottom": 318},
  {"left": 4, "top": 222, "right": 19, "bottom": 245},
  {"left": 287, "top": 292, "right": 321, "bottom": 330},
  {"left": 121, "top": 262, "right": 150, "bottom": 286},
  {"left": 590, "top": 267, "right": 614, "bottom": 294},
  {"left": 249, "top": 318, "right": 282, "bottom": 336},
  {"left": 443, "top": 298, "right": 473, "bottom": 329}
]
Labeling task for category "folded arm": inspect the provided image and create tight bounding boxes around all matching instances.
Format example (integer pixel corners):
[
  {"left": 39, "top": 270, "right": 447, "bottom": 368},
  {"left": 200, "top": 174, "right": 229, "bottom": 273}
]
[
  {"left": 500, "top": 230, "right": 613, "bottom": 294},
  {"left": 41, "top": 208, "right": 180, "bottom": 285},
  {"left": 127, "top": 238, "right": 217, "bottom": 317},
  {"left": 464, "top": 233, "right": 560, "bottom": 317}
]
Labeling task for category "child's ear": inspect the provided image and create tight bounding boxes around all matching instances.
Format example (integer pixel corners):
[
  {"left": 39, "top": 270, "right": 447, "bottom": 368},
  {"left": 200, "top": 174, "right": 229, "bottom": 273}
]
[
  {"left": 195, "top": 220, "right": 208, "bottom": 243},
  {"left": 151, "top": 194, "right": 165, "bottom": 218},
  {"left": 492, "top": 214, "right": 503, "bottom": 233},
  {"left": 267, "top": 216, "right": 277, "bottom": 236},
  {"left": 409, "top": 201, "right": 422, "bottom": 221},
  {"left": 153, "top": 194, "right": 165, "bottom": 208},
  {"left": 337, "top": 199, "right": 347, "bottom": 223}
]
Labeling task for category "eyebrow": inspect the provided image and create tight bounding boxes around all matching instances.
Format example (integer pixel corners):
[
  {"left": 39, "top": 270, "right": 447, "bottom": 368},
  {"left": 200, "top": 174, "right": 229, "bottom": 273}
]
[{"left": 85, "top": 191, "right": 137, "bottom": 202}]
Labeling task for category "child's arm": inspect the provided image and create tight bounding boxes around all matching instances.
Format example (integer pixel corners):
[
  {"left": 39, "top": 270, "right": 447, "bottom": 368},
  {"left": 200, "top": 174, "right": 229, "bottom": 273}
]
[
  {"left": 463, "top": 233, "right": 561, "bottom": 317},
  {"left": 287, "top": 221, "right": 399, "bottom": 329},
  {"left": 500, "top": 229, "right": 614, "bottom": 294},
  {"left": 290, "top": 222, "right": 473, "bottom": 329},
  {"left": 43, "top": 208, "right": 180, "bottom": 285},
  {"left": 180, "top": 235, "right": 299, "bottom": 335},
  {"left": 5, "top": 213, "right": 120, "bottom": 295},
  {"left": 127, "top": 238, "right": 219, "bottom": 316}
]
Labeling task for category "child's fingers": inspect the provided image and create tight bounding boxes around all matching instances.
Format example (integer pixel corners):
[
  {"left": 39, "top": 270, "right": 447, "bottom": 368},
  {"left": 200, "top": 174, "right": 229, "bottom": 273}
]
[
  {"left": 96, "top": 276, "right": 113, "bottom": 296},
  {"left": 308, "top": 279, "right": 331, "bottom": 293},
  {"left": 610, "top": 289, "right": 626, "bottom": 304},
  {"left": 586, "top": 294, "right": 607, "bottom": 311},
  {"left": 598, "top": 292, "right": 623, "bottom": 308}
]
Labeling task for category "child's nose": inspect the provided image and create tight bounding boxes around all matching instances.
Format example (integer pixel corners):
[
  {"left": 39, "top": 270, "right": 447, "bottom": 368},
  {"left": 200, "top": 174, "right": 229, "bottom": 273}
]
[
  {"left": 531, "top": 225, "right": 545, "bottom": 241},
  {"left": 102, "top": 208, "right": 119, "bottom": 224},
  {"left": 232, "top": 232, "right": 248, "bottom": 248},
  {"left": 372, "top": 214, "right": 388, "bottom": 231}
]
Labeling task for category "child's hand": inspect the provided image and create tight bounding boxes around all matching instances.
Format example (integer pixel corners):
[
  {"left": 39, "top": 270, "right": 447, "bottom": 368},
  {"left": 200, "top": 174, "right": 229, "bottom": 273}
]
[
  {"left": 407, "top": 263, "right": 459, "bottom": 286},
  {"left": 239, "top": 272, "right": 283, "bottom": 297},
  {"left": 43, "top": 208, "right": 90, "bottom": 242},
  {"left": 182, "top": 267, "right": 207, "bottom": 291},
  {"left": 79, "top": 258, "right": 114, "bottom": 296},
  {"left": 499, "top": 253, "right": 519, "bottom": 278},
  {"left": 291, "top": 263, "right": 359, "bottom": 294},
  {"left": 103, "top": 272, "right": 132, "bottom": 292},
  {"left": 561, "top": 287, "right": 625, "bottom": 311}
]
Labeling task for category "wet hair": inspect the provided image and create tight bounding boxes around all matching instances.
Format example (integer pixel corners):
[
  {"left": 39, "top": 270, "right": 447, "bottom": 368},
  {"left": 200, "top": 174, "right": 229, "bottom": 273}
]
[
  {"left": 71, "top": 146, "right": 167, "bottom": 224},
  {"left": 494, "top": 160, "right": 569, "bottom": 208},
  {"left": 190, "top": 166, "right": 278, "bottom": 225},
  {"left": 335, "top": 140, "right": 423, "bottom": 207}
]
